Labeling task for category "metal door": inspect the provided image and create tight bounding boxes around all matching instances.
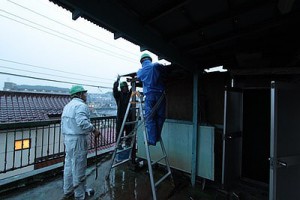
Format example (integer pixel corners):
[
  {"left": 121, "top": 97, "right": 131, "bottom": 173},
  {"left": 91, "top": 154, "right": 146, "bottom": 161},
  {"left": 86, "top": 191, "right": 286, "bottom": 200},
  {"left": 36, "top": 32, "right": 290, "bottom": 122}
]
[
  {"left": 270, "top": 81, "right": 300, "bottom": 200},
  {"left": 222, "top": 88, "right": 243, "bottom": 188}
]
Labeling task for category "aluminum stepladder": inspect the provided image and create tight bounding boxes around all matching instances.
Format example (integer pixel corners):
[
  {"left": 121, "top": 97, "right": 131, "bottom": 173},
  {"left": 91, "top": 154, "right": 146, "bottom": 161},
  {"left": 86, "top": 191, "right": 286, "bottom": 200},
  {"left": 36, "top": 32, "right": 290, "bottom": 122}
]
[
  {"left": 106, "top": 88, "right": 174, "bottom": 200},
  {"left": 106, "top": 91, "right": 139, "bottom": 174},
  {"left": 137, "top": 91, "right": 174, "bottom": 200}
]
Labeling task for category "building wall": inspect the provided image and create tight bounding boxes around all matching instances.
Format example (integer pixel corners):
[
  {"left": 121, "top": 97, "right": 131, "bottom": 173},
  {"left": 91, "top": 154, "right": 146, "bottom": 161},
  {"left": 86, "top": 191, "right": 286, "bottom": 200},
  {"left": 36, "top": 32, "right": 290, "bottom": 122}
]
[
  {"left": 166, "top": 74, "right": 193, "bottom": 121},
  {"left": 200, "top": 72, "right": 230, "bottom": 125},
  {"left": 0, "top": 126, "right": 63, "bottom": 179},
  {"left": 166, "top": 72, "right": 229, "bottom": 125},
  {"left": 137, "top": 120, "right": 215, "bottom": 180}
]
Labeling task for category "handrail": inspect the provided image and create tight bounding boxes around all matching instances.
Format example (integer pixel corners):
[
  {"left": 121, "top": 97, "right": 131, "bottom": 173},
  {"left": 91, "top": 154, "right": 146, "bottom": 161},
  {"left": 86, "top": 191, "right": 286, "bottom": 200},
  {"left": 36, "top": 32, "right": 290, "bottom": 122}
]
[
  {"left": 0, "top": 116, "right": 116, "bottom": 131},
  {"left": 0, "top": 116, "right": 117, "bottom": 176}
]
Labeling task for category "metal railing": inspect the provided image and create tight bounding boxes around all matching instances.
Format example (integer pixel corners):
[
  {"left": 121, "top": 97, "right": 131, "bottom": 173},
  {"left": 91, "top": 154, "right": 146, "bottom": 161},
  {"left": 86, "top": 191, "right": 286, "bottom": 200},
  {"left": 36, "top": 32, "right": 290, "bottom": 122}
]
[{"left": 0, "top": 116, "right": 117, "bottom": 175}]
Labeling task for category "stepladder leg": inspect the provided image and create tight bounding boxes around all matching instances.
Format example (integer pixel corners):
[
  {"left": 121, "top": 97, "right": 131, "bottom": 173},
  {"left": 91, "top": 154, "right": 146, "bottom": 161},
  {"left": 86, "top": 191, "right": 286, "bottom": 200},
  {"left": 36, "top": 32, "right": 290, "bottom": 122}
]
[
  {"left": 107, "top": 91, "right": 174, "bottom": 200},
  {"left": 159, "top": 138, "right": 175, "bottom": 185}
]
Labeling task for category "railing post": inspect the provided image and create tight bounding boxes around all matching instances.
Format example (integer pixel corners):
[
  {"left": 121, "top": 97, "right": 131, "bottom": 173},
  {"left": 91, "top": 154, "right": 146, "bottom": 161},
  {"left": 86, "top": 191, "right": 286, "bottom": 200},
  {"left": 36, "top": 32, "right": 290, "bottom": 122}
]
[
  {"left": 34, "top": 127, "right": 38, "bottom": 164},
  {"left": 0, "top": 116, "right": 116, "bottom": 174},
  {"left": 53, "top": 124, "right": 56, "bottom": 155},
  {"left": 4, "top": 131, "right": 8, "bottom": 172}
]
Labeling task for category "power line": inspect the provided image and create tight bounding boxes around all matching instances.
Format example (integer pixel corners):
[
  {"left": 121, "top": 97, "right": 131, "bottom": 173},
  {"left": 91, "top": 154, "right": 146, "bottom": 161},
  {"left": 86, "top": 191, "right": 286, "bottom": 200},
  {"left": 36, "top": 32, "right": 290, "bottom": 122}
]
[
  {"left": 0, "top": 71, "right": 111, "bottom": 89},
  {"left": 7, "top": 0, "right": 139, "bottom": 57},
  {"left": 0, "top": 12, "right": 123, "bottom": 63},
  {"left": 0, "top": 10, "right": 136, "bottom": 64},
  {"left": 0, "top": 65, "right": 112, "bottom": 85},
  {"left": 0, "top": 58, "right": 114, "bottom": 81},
  {"left": 0, "top": 9, "right": 136, "bottom": 62}
]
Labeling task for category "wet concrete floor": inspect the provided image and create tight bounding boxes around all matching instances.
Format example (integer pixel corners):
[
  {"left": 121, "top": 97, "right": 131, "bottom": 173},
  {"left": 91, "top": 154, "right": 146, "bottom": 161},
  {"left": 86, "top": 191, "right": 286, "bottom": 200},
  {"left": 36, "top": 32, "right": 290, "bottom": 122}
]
[{"left": 0, "top": 154, "right": 217, "bottom": 200}]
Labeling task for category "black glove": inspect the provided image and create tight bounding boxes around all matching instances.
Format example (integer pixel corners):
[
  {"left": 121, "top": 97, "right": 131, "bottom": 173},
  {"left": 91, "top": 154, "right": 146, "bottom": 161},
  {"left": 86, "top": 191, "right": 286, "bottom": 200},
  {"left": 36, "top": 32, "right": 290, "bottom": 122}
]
[
  {"left": 113, "top": 81, "right": 119, "bottom": 88},
  {"left": 113, "top": 75, "right": 120, "bottom": 88}
]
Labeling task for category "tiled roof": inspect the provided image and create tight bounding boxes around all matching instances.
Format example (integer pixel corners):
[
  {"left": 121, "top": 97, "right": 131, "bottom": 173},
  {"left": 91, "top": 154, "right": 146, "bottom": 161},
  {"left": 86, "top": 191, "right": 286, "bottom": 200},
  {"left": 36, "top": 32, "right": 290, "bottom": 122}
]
[{"left": 0, "top": 91, "right": 71, "bottom": 123}]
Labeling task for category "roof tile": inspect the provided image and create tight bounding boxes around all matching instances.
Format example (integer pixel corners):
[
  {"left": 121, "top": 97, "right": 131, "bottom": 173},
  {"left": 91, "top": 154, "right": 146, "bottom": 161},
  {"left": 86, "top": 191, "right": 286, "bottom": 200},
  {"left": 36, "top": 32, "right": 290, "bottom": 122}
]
[{"left": 0, "top": 91, "right": 71, "bottom": 123}]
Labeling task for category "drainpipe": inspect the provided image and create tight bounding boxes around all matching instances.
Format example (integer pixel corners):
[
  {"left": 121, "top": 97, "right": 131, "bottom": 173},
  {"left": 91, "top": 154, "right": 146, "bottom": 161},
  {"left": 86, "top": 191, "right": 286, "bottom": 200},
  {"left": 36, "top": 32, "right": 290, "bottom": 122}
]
[{"left": 191, "top": 72, "right": 199, "bottom": 187}]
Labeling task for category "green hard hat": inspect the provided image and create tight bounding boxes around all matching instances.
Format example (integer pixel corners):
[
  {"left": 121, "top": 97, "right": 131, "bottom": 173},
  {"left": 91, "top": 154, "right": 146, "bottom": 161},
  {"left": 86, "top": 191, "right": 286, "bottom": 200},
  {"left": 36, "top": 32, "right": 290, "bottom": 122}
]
[
  {"left": 69, "top": 85, "right": 87, "bottom": 95},
  {"left": 120, "top": 81, "right": 128, "bottom": 88},
  {"left": 140, "top": 53, "right": 152, "bottom": 63}
]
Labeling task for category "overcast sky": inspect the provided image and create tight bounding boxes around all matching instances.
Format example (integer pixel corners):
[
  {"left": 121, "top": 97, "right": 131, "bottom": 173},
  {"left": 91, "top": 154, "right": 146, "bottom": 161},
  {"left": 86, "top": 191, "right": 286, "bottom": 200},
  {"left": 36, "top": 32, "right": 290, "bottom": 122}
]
[{"left": 0, "top": 0, "right": 170, "bottom": 93}]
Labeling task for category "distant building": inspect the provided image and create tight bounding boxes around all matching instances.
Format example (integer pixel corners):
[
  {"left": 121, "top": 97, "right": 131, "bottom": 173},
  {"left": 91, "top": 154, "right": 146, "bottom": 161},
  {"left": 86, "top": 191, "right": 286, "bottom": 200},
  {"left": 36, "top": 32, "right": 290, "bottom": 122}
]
[
  {"left": 3, "top": 82, "right": 69, "bottom": 93},
  {"left": 3, "top": 82, "right": 17, "bottom": 91},
  {"left": 89, "top": 92, "right": 117, "bottom": 117}
]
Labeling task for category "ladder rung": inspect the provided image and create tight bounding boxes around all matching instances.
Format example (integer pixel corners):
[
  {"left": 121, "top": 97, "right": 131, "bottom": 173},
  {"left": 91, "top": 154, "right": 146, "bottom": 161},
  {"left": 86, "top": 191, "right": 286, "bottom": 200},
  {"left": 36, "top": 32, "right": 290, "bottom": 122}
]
[
  {"left": 125, "top": 120, "right": 138, "bottom": 125},
  {"left": 130, "top": 100, "right": 144, "bottom": 104},
  {"left": 116, "top": 146, "right": 133, "bottom": 154},
  {"left": 121, "top": 134, "right": 136, "bottom": 140},
  {"left": 130, "top": 107, "right": 140, "bottom": 110},
  {"left": 151, "top": 155, "right": 167, "bottom": 166},
  {"left": 130, "top": 101, "right": 141, "bottom": 104},
  {"left": 112, "top": 158, "right": 130, "bottom": 168},
  {"left": 155, "top": 171, "right": 171, "bottom": 187}
]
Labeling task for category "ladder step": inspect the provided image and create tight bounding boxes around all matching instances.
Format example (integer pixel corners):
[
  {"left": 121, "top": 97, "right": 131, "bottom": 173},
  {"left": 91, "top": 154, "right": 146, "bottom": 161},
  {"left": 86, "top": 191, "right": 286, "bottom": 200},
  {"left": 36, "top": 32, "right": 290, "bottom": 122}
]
[
  {"left": 121, "top": 134, "right": 136, "bottom": 140},
  {"left": 151, "top": 155, "right": 167, "bottom": 166},
  {"left": 130, "top": 101, "right": 141, "bottom": 104},
  {"left": 116, "top": 146, "right": 132, "bottom": 154},
  {"left": 112, "top": 158, "right": 131, "bottom": 168},
  {"left": 125, "top": 120, "right": 139, "bottom": 125},
  {"left": 155, "top": 171, "right": 171, "bottom": 187},
  {"left": 130, "top": 100, "right": 145, "bottom": 104},
  {"left": 130, "top": 107, "right": 140, "bottom": 110}
]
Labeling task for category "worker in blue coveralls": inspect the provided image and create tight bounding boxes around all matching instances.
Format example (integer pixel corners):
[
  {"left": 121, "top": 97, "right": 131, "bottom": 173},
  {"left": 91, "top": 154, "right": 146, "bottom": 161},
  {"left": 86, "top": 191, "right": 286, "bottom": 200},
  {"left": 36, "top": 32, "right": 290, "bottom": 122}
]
[
  {"left": 137, "top": 53, "right": 168, "bottom": 146},
  {"left": 61, "top": 85, "right": 100, "bottom": 200}
]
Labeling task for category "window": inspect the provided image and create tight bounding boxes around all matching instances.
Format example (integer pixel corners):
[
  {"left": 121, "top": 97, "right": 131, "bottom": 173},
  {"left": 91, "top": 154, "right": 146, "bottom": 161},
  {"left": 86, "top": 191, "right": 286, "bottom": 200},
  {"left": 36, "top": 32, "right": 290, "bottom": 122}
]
[{"left": 15, "top": 139, "right": 31, "bottom": 150}]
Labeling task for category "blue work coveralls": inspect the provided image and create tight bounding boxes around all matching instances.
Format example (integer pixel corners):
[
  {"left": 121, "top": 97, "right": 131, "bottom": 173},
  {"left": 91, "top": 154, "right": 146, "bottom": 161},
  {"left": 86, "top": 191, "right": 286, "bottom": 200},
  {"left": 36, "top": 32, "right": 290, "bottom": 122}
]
[
  {"left": 61, "top": 98, "right": 94, "bottom": 200},
  {"left": 137, "top": 59, "right": 167, "bottom": 145}
]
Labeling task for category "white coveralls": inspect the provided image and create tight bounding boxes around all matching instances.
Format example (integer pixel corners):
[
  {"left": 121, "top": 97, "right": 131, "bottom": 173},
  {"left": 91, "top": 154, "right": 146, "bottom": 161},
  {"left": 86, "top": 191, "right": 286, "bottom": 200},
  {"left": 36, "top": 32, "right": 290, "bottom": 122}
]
[{"left": 61, "top": 98, "right": 94, "bottom": 200}]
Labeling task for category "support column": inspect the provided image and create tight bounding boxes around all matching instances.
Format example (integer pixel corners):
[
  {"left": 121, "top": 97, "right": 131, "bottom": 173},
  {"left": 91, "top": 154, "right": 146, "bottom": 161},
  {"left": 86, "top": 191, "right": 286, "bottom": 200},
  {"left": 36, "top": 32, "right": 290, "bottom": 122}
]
[{"left": 191, "top": 72, "right": 199, "bottom": 186}]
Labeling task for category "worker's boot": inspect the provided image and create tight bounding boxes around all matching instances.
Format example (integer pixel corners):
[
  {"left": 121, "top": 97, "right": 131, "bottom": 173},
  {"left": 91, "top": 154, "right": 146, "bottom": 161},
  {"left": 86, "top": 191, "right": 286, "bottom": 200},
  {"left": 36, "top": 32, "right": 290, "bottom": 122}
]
[{"left": 62, "top": 192, "right": 74, "bottom": 200}]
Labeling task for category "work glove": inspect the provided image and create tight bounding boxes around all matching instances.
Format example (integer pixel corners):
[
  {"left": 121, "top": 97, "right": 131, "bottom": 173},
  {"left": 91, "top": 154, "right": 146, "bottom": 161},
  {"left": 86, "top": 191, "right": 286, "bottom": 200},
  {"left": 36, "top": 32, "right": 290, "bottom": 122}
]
[{"left": 113, "top": 75, "right": 120, "bottom": 88}]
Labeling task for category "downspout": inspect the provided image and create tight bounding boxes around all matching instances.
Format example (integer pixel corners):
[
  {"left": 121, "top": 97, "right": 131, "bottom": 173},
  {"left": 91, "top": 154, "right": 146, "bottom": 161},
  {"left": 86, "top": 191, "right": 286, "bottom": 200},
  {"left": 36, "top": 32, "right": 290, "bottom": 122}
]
[{"left": 191, "top": 72, "right": 199, "bottom": 186}]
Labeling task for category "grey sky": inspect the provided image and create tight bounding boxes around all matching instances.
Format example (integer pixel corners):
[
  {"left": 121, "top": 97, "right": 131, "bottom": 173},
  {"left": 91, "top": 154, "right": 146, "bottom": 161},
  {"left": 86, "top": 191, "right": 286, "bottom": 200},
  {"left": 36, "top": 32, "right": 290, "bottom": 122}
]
[{"left": 0, "top": 0, "right": 169, "bottom": 93}]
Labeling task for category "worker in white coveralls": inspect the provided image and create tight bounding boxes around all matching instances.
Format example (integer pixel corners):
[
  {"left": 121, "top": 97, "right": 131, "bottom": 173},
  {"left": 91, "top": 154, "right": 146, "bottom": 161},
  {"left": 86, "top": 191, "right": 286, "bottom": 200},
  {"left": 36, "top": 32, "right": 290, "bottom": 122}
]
[{"left": 61, "top": 85, "right": 100, "bottom": 200}]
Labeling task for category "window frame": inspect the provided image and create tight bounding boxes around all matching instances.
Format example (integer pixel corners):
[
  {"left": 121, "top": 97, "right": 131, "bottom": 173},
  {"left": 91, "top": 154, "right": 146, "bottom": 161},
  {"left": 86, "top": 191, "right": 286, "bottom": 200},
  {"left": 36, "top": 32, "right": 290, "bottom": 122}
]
[{"left": 15, "top": 138, "right": 31, "bottom": 151}]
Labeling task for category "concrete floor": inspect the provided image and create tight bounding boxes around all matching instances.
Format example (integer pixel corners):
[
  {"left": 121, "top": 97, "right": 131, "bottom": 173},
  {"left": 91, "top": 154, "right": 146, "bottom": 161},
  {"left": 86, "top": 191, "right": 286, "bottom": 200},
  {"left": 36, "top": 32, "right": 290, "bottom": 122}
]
[
  {"left": 0, "top": 153, "right": 268, "bottom": 200},
  {"left": 0, "top": 154, "right": 217, "bottom": 200}
]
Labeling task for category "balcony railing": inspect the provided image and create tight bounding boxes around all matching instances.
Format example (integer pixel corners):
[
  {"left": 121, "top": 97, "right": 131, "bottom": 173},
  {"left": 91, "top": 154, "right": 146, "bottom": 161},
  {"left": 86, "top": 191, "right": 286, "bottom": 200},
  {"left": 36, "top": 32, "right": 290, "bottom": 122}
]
[{"left": 0, "top": 116, "right": 116, "bottom": 177}]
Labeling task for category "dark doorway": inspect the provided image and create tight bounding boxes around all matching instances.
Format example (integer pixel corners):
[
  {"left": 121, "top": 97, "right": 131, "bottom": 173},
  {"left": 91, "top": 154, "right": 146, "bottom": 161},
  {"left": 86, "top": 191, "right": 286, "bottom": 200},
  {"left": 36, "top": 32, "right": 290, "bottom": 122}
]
[{"left": 242, "top": 89, "right": 270, "bottom": 183}]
